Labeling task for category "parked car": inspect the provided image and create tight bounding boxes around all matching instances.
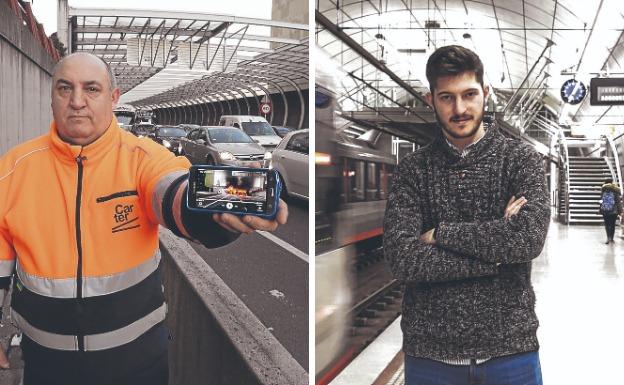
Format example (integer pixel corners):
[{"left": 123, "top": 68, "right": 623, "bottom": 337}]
[
  {"left": 180, "top": 126, "right": 268, "bottom": 166},
  {"left": 272, "top": 126, "right": 296, "bottom": 138},
  {"left": 218, "top": 115, "right": 282, "bottom": 152},
  {"left": 178, "top": 124, "right": 201, "bottom": 132},
  {"left": 270, "top": 129, "right": 309, "bottom": 200},
  {"left": 131, "top": 122, "right": 155, "bottom": 137},
  {"left": 152, "top": 126, "right": 187, "bottom": 155}
]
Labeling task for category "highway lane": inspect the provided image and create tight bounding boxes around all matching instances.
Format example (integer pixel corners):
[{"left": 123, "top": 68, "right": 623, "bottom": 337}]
[{"left": 190, "top": 196, "right": 309, "bottom": 370}]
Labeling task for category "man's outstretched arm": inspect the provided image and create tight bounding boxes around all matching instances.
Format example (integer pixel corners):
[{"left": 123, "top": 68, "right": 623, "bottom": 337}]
[{"left": 155, "top": 172, "right": 287, "bottom": 248}]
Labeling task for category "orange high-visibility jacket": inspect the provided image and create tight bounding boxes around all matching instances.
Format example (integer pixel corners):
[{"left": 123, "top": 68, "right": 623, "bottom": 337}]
[{"left": 0, "top": 118, "right": 190, "bottom": 353}]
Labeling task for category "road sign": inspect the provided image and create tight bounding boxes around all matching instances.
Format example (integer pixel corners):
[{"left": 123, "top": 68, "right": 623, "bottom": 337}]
[{"left": 260, "top": 102, "right": 272, "bottom": 115}]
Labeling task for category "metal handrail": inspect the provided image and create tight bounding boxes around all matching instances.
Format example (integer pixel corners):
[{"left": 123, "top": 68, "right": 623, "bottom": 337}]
[
  {"left": 557, "top": 129, "right": 571, "bottom": 224},
  {"left": 604, "top": 134, "right": 623, "bottom": 189},
  {"left": 502, "top": 39, "right": 554, "bottom": 115}
]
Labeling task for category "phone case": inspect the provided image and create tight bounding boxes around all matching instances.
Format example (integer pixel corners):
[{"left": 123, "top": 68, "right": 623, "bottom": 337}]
[{"left": 186, "top": 165, "right": 281, "bottom": 219}]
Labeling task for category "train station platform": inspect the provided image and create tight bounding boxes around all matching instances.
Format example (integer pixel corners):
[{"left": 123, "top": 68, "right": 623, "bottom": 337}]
[{"left": 331, "top": 218, "right": 624, "bottom": 385}]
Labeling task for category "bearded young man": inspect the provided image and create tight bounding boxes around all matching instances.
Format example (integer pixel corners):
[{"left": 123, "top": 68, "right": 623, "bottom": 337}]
[{"left": 383, "top": 45, "right": 550, "bottom": 385}]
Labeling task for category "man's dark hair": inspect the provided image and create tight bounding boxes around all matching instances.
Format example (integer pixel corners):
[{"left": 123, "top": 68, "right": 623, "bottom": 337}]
[
  {"left": 425, "top": 45, "right": 485, "bottom": 93},
  {"left": 605, "top": 178, "right": 613, "bottom": 184}
]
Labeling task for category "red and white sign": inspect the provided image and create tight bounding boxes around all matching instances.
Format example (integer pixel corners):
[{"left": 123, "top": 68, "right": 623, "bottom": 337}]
[{"left": 260, "top": 102, "right": 272, "bottom": 115}]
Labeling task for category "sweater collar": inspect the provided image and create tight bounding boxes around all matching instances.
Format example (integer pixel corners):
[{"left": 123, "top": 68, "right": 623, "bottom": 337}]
[
  {"left": 444, "top": 129, "right": 487, "bottom": 158},
  {"left": 435, "top": 122, "right": 499, "bottom": 162},
  {"left": 49, "top": 118, "right": 120, "bottom": 163}
]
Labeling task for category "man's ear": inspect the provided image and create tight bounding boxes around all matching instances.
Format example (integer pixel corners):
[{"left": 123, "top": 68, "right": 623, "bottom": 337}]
[
  {"left": 111, "top": 88, "right": 121, "bottom": 109},
  {"left": 425, "top": 92, "right": 434, "bottom": 108}
]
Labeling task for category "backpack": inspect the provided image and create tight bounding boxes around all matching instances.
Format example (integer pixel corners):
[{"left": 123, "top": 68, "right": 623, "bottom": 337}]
[{"left": 601, "top": 190, "right": 617, "bottom": 214}]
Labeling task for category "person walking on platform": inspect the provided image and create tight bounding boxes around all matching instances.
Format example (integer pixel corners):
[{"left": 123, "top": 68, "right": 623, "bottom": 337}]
[
  {"left": 0, "top": 53, "right": 288, "bottom": 385},
  {"left": 384, "top": 45, "right": 550, "bottom": 385},
  {"left": 599, "top": 178, "right": 622, "bottom": 244}
]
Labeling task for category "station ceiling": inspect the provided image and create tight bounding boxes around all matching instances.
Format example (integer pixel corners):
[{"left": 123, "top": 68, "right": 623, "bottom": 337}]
[
  {"left": 69, "top": 8, "right": 308, "bottom": 107},
  {"left": 316, "top": 0, "right": 624, "bottom": 140}
]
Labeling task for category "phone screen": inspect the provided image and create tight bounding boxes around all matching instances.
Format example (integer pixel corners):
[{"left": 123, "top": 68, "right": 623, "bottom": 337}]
[{"left": 188, "top": 167, "right": 277, "bottom": 216}]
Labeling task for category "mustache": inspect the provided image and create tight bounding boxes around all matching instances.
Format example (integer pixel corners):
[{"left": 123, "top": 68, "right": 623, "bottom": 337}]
[{"left": 450, "top": 115, "right": 473, "bottom": 122}]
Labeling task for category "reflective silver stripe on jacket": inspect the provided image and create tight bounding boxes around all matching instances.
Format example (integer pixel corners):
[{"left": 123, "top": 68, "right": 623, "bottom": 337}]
[
  {"left": 11, "top": 309, "right": 79, "bottom": 350},
  {"left": 16, "top": 250, "right": 161, "bottom": 298},
  {"left": 152, "top": 170, "right": 188, "bottom": 227},
  {"left": 11, "top": 303, "right": 167, "bottom": 351},
  {"left": 0, "top": 259, "right": 15, "bottom": 277}
]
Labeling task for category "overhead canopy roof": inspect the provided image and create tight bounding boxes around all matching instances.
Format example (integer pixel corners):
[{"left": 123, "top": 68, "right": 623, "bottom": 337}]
[
  {"left": 131, "top": 41, "right": 309, "bottom": 108},
  {"left": 316, "top": 0, "right": 624, "bottom": 139},
  {"left": 69, "top": 7, "right": 308, "bottom": 106}
]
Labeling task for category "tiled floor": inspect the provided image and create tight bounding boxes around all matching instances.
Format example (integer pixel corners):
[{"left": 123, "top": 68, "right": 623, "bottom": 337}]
[
  {"left": 535, "top": 221, "right": 624, "bottom": 385},
  {"left": 346, "top": 219, "right": 624, "bottom": 385}
]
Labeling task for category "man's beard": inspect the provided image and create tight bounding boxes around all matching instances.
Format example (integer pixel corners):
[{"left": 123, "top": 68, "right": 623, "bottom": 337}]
[{"left": 433, "top": 106, "right": 485, "bottom": 140}]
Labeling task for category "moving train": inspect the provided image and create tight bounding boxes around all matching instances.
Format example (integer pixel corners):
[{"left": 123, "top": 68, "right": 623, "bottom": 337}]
[{"left": 315, "top": 49, "right": 397, "bottom": 383}]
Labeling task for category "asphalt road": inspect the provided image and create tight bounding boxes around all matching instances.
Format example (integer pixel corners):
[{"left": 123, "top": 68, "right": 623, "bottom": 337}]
[{"left": 189, "top": 196, "right": 309, "bottom": 370}]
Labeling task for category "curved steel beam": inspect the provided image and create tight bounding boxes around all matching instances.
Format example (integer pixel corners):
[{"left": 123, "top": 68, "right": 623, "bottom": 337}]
[{"left": 222, "top": 72, "right": 305, "bottom": 128}]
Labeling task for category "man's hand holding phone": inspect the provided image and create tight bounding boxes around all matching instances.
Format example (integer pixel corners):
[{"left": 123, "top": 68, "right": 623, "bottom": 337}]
[
  {"left": 187, "top": 165, "right": 288, "bottom": 234},
  {"left": 213, "top": 199, "right": 288, "bottom": 234}
]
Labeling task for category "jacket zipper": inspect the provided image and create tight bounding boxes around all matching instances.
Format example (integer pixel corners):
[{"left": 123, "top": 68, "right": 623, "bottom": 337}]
[{"left": 75, "top": 154, "right": 85, "bottom": 351}]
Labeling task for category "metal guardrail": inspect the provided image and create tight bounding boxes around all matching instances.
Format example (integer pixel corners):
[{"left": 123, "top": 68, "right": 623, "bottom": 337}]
[
  {"left": 557, "top": 130, "right": 571, "bottom": 224},
  {"left": 159, "top": 228, "right": 308, "bottom": 385},
  {"left": 604, "top": 134, "right": 623, "bottom": 188}
]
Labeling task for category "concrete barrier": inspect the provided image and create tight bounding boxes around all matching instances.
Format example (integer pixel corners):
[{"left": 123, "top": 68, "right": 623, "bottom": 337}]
[
  {"left": 159, "top": 228, "right": 308, "bottom": 385},
  {"left": 0, "top": 0, "right": 56, "bottom": 156}
]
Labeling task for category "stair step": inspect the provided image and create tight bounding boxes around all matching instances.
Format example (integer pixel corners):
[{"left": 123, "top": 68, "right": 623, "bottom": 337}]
[{"left": 570, "top": 181, "right": 610, "bottom": 185}]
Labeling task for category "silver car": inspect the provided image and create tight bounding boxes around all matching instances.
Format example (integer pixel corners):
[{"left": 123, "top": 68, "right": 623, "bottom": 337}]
[
  {"left": 270, "top": 129, "right": 309, "bottom": 200},
  {"left": 181, "top": 126, "right": 267, "bottom": 166}
]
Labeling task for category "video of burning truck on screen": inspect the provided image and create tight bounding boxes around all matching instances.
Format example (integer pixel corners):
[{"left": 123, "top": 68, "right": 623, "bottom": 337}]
[{"left": 195, "top": 169, "right": 266, "bottom": 208}]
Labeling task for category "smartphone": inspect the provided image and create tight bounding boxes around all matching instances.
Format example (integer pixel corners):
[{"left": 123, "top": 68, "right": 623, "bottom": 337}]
[{"left": 187, "top": 165, "right": 281, "bottom": 218}]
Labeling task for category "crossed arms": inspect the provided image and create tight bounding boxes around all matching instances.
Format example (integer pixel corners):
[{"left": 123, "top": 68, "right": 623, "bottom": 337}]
[{"left": 383, "top": 150, "right": 550, "bottom": 284}]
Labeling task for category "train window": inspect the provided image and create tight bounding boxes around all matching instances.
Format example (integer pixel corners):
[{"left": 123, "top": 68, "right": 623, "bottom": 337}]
[
  {"left": 346, "top": 159, "right": 366, "bottom": 202},
  {"left": 366, "top": 163, "right": 380, "bottom": 200},
  {"left": 315, "top": 91, "right": 331, "bottom": 109},
  {"left": 387, "top": 164, "right": 396, "bottom": 196},
  {"left": 380, "top": 164, "right": 396, "bottom": 199}
]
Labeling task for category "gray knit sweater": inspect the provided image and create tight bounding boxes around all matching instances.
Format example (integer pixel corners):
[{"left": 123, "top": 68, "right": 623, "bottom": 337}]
[{"left": 383, "top": 124, "right": 550, "bottom": 361}]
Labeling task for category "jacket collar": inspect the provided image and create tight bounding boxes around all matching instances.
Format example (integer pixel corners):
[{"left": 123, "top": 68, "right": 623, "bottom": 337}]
[{"left": 49, "top": 118, "right": 120, "bottom": 164}]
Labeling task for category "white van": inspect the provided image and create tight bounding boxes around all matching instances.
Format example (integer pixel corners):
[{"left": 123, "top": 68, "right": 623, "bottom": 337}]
[{"left": 218, "top": 115, "right": 282, "bottom": 152}]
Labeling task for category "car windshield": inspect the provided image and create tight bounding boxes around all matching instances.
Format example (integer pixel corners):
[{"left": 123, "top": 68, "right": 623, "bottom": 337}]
[
  {"left": 157, "top": 127, "right": 187, "bottom": 137},
  {"left": 241, "top": 121, "right": 275, "bottom": 136},
  {"left": 208, "top": 129, "right": 253, "bottom": 143},
  {"left": 115, "top": 114, "right": 134, "bottom": 125}
]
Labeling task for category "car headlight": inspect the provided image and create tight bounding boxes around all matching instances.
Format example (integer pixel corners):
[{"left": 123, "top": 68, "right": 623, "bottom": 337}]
[
  {"left": 219, "top": 151, "right": 235, "bottom": 161},
  {"left": 162, "top": 139, "right": 171, "bottom": 148}
]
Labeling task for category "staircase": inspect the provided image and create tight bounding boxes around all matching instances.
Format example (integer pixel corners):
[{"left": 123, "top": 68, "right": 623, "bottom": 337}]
[{"left": 566, "top": 156, "right": 616, "bottom": 224}]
